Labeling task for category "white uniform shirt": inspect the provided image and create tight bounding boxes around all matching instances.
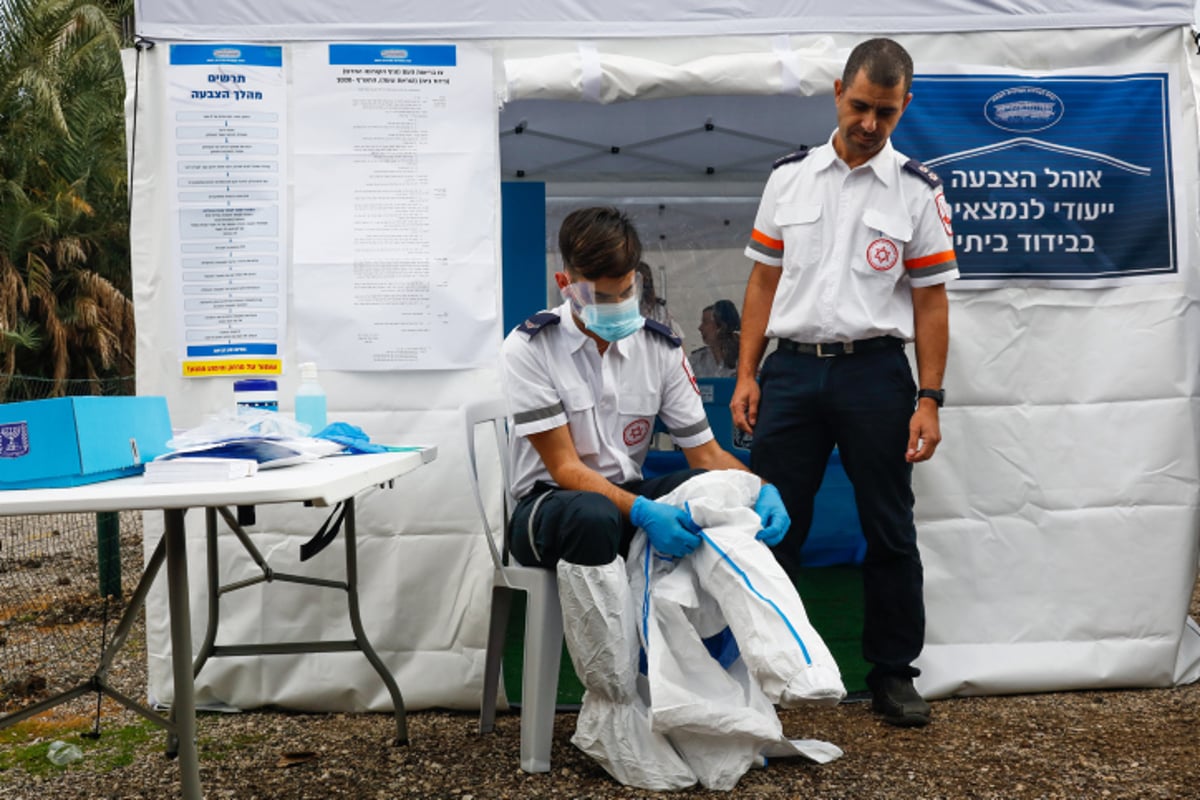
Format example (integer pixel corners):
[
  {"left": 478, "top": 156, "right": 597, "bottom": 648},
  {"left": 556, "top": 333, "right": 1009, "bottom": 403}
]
[
  {"left": 502, "top": 302, "right": 713, "bottom": 500},
  {"left": 744, "top": 133, "right": 959, "bottom": 343}
]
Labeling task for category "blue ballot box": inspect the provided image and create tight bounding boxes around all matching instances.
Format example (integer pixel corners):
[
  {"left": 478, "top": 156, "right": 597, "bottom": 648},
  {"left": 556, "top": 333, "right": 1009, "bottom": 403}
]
[
  {"left": 644, "top": 378, "right": 748, "bottom": 473},
  {"left": 0, "top": 396, "right": 172, "bottom": 489},
  {"left": 694, "top": 378, "right": 752, "bottom": 456}
]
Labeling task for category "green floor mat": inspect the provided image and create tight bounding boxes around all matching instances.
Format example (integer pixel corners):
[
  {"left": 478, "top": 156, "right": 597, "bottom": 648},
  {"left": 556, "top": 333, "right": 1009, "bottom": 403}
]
[
  {"left": 501, "top": 565, "right": 867, "bottom": 706},
  {"left": 795, "top": 565, "right": 869, "bottom": 693},
  {"left": 501, "top": 590, "right": 583, "bottom": 707}
]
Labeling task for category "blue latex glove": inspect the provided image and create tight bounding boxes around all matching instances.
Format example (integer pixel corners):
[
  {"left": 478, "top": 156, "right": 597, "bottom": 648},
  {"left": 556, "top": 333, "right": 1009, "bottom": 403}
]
[
  {"left": 755, "top": 483, "right": 790, "bottom": 546},
  {"left": 313, "top": 421, "right": 390, "bottom": 454},
  {"left": 630, "top": 496, "right": 702, "bottom": 558}
]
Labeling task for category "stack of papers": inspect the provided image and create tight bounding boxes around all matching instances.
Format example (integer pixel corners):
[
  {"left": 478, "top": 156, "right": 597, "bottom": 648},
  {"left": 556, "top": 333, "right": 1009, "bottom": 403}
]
[
  {"left": 154, "top": 436, "right": 344, "bottom": 470},
  {"left": 144, "top": 457, "right": 258, "bottom": 483}
]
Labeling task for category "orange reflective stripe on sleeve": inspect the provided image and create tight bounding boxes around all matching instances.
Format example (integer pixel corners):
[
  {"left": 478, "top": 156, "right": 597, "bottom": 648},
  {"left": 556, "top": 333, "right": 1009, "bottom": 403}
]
[
  {"left": 751, "top": 228, "right": 784, "bottom": 251},
  {"left": 904, "top": 250, "right": 956, "bottom": 270}
]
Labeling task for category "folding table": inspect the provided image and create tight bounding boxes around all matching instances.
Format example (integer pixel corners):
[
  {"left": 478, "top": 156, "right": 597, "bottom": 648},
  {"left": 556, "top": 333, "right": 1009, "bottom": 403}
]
[{"left": 0, "top": 449, "right": 435, "bottom": 800}]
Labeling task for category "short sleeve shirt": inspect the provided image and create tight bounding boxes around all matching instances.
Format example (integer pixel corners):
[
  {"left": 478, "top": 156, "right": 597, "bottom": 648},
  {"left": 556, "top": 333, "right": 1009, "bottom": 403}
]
[
  {"left": 744, "top": 133, "right": 959, "bottom": 343},
  {"left": 502, "top": 302, "right": 713, "bottom": 500}
]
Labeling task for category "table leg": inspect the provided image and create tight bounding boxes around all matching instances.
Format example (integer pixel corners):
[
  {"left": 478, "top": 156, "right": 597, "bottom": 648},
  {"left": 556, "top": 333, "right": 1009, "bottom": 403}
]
[
  {"left": 343, "top": 497, "right": 408, "bottom": 745},
  {"left": 163, "top": 508, "right": 203, "bottom": 800}
]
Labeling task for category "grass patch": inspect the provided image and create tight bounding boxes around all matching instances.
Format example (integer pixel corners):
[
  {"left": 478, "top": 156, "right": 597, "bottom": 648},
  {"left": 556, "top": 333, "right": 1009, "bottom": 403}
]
[
  {"left": 0, "top": 716, "right": 159, "bottom": 778},
  {"left": 88, "top": 720, "right": 157, "bottom": 771}
]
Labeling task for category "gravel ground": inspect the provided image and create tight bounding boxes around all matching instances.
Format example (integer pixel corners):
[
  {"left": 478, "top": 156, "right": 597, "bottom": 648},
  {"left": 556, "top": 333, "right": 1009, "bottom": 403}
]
[{"left": 2, "top": 551, "right": 1198, "bottom": 799}]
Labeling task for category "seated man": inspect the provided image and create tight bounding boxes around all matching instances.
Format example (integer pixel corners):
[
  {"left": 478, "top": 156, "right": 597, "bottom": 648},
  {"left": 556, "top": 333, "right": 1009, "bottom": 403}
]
[
  {"left": 502, "top": 205, "right": 783, "bottom": 576},
  {"left": 501, "top": 206, "right": 794, "bottom": 788}
]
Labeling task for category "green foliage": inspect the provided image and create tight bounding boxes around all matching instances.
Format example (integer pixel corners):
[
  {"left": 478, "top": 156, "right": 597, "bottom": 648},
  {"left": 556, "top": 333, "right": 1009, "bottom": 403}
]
[{"left": 0, "top": 0, "right": 136, "bottom": 398}]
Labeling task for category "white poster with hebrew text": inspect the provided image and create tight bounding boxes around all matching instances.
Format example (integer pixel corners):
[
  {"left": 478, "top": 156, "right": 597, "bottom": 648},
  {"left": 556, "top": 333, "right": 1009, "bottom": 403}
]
[{"left": 291, "top": 42, "right": 499, "bottom": 370}]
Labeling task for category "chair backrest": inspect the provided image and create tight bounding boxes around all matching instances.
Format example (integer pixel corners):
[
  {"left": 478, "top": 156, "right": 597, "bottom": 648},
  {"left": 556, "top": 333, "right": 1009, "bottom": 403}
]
[{"left": 462, "top": 398, "right": 514, "bottom": 572}]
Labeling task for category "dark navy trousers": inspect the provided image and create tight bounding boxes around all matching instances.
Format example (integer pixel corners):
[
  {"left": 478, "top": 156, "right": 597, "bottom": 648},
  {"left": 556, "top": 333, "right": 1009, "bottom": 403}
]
[
  {"left": 750, "top": 343, "right": 924, "bottom": 679},
  {"left": 509, "top": 469, "right": 706, "bottom": 568}
]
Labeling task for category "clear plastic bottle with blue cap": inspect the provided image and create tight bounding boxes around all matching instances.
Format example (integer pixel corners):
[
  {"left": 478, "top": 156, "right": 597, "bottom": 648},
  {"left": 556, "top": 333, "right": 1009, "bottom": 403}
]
[{"left": 294, "top": 362, "right": 327, "bottom": 435}]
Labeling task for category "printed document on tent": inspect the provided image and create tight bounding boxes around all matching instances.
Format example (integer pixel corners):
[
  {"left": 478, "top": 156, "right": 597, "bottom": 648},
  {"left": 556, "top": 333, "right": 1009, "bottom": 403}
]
[
  {"left": 165, "top": 44, "right": 288, "bottom": 377},
  {"left": 290, "top": 42, "right": 499, "bottom": 370},
  {"left": 892, "top": 67, "right": 1185, "bottom": 288}
]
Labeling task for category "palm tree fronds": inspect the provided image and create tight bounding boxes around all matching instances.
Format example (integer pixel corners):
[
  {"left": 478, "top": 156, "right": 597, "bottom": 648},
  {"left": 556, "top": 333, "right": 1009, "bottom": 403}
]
[
  {"left": 0, "top": 0, "right": 133, "bottom": 396},
  {"left": 0, "top": 318, "right": 42, "bottom": 352}
]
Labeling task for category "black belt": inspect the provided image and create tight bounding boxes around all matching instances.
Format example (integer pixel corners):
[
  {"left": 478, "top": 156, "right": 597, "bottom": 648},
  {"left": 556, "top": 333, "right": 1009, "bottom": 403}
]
[{"left": 777, "top": 336, "right": 902, "bottom": 357}]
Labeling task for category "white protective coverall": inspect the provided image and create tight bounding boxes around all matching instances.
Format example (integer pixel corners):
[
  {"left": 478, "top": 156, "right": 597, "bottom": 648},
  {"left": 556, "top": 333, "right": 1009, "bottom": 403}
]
[{"left": 558, "top": 470, "right": 845, "bottom": 791}]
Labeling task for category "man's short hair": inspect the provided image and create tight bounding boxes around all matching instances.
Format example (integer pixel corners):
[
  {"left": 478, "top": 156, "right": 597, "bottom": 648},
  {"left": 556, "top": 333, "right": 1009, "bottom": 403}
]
[
  {"left": 558, "top": 207, "right": 643, "bottom": 281},
  {"left": 842, "top": 38, "right": 914, "bottom": 94}
]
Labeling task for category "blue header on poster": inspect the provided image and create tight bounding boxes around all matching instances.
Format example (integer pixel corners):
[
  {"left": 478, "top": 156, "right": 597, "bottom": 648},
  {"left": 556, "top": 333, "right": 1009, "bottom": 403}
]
[
  {"left": 187, "top": 343, "right": 278, "bottom": 357},
  {"left": 328, "top": 44, "right": 457, "bottom": 66},
  {"left": 891, "top": 73, "right": 1176, "bottom": 282},
  {"left": 170, "top": 44, "right": 283, "bottom": 67}
]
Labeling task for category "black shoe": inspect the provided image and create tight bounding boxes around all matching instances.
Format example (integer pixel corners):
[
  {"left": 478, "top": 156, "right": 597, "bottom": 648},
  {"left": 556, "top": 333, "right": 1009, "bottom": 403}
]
[{"left": 868, "top": 674, "right": 931, "bottom": 728}]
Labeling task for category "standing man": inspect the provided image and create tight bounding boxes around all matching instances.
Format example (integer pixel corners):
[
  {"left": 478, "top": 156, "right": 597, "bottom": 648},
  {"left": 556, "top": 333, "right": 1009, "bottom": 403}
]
[{"left": 731, "top": 38, "right": 957, "bottom": 728}]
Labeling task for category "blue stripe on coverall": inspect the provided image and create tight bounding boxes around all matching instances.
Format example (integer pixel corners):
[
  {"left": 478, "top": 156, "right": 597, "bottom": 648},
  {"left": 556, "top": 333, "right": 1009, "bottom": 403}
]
[
  {"left": 635, "top": 525, "right": 814, "bottom": 666},
  {"left": 697, "top": 529, "right": 813, "bottom": 665}
]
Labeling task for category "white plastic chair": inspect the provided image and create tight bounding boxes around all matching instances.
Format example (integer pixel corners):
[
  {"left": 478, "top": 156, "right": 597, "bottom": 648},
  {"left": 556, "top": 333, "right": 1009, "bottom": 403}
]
[{"left": 464, "top": 398, "right": 564, "bottom": 773}]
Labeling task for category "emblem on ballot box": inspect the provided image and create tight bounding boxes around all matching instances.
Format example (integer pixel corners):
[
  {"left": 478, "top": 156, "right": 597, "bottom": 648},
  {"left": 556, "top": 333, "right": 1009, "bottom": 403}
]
[{"left": 0, "top": 422, "right": 30, "bottom": 458}]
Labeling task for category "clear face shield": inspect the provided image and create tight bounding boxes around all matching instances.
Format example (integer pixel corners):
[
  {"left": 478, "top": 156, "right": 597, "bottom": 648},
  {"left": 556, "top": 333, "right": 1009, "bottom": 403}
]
[{"left": 560, "top": 271, "right": 645, "bottom": 343}]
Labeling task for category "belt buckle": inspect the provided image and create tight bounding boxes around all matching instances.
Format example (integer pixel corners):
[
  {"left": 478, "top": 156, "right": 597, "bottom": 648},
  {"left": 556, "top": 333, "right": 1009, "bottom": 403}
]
[{"left": 815, "top": 341, "right": 853, "bottom": 357}]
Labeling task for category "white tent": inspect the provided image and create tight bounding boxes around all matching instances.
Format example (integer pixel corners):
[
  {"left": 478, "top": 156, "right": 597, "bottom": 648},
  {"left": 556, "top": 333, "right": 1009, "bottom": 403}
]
[{"left": 129, "top": 0, "right": 1200, "bottom": 709}]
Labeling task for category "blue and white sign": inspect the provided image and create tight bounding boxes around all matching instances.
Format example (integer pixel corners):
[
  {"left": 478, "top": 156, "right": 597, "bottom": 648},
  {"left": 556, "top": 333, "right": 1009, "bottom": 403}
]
[
  {"left": 328, "top": 44, "right": 457, "bottom": 67},
  {"left": 892, "top": 72, "right": 1179, "bottom": 284},
  {"left": 168, "top": 44, "right": 283, "bottom": 67}
]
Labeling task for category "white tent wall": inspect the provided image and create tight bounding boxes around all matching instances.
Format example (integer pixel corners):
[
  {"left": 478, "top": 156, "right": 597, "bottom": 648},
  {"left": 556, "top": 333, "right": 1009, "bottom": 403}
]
[
  {"left": 498, "top": 28, "right": 1196, "bottom": 105},
  {"left": 134, "top": 0, "right": 1193, "bottom": 40},
  {"left": 126, "top": 1, "right": 1200, "bottom": 710},
  {"left": 512, "top": 26, "right": 1200, "bottom": 696},
  {"left": 904, "top": 26, "right": 1200, "bottom": 696},
  {"left": 125, "top": 43, "right": 506, "bottom": 711}
]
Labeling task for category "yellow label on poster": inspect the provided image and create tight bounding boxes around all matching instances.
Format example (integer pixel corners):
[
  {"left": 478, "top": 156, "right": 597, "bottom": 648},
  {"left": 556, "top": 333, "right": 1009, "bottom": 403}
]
[{"left": 182, "top": 359, "right": 282, "bottom": 377}]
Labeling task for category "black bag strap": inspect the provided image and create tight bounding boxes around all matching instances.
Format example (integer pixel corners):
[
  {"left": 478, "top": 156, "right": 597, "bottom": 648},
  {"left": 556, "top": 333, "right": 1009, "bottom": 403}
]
[{"left": 298, "top": 502, "right": 347, "bottom": 562}]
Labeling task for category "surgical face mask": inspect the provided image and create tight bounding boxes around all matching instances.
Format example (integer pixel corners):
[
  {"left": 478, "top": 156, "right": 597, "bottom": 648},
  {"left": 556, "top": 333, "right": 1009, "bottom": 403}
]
[
  {"left": 581, "top": 295, "right": 644, "bottom": 342},
  {"left": 561, "top": 273, "right": 645, "bottom": 342}
]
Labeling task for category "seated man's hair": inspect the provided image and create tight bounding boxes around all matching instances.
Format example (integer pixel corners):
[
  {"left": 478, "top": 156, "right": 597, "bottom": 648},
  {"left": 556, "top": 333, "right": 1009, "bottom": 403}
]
[
  {"left": 842, "top": 38, "right": 914, "bottom": 93},
  {"left": 559, "top": 207, "right": 643, "bottom": 281}
]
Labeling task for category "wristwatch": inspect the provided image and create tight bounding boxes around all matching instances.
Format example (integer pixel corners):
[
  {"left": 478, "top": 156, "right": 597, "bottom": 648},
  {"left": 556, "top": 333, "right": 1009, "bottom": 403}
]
[{"left": 917, "top": 388, "right": 945, "bottom": 407}]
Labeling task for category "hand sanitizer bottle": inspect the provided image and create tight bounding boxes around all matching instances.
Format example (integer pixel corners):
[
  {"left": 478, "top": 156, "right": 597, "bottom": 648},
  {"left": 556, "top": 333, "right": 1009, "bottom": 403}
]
[{"left": 295, "top": 362, "right": 327, "bottom": 435}]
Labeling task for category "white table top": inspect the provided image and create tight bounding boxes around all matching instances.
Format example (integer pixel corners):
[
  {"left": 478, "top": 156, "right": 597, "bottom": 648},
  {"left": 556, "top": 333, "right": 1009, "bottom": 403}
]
[{"left": 0, "top": 449, "right": 436, "bottom": 515}]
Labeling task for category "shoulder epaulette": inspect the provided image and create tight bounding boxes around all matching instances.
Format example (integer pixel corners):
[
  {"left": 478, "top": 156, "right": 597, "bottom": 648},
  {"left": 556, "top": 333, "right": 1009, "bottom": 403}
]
[
  {"left": 903, "top": 158, "right": 942, "bottom": 188},
  {"left": 643, "top": 319, "right": 682, "bottom": 348},
  {"left": 517, "top": 311, "right": 561, "bottom": 337},
  {"left": 772, "top": 145, "right": 810, "bottom": 170}
]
